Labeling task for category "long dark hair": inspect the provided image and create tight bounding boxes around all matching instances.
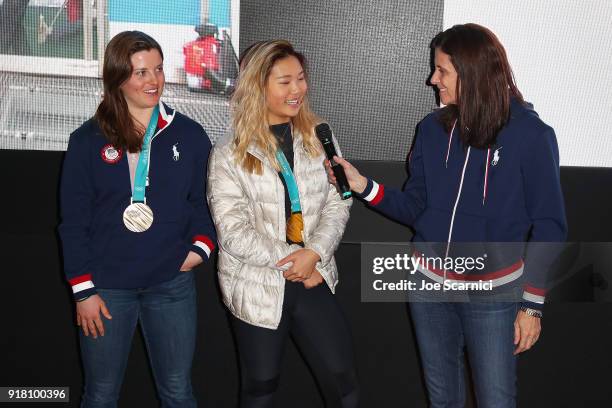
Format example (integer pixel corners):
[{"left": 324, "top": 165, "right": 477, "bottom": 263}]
[
  {"left": 431, "top": 23, "right": 524, "bottom": 148},
  {"left": 94, "top": 31, "right": 163, "bottom": 153}
]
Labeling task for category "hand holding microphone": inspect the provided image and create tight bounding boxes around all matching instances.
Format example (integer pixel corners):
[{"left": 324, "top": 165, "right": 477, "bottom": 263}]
[
  {"left": 316, "top": 123, "right": 367, "bottom": 198},
  {"left": 316, "top": 123, "right": 352, "bottom": 199},
  {"left": 324, "top": 156, "right": 368, "bottom": 194}
]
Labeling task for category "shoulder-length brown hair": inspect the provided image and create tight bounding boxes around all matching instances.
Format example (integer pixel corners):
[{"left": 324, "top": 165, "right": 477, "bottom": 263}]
[
  {"left": 94, "top": 31, "right": 163, "bottom": 153},
  {"left": 231, "top": 40, "right": 321, "bottom": 174},
  {"left": 431, "top": 23, "right": 524, "bottom": 148}
]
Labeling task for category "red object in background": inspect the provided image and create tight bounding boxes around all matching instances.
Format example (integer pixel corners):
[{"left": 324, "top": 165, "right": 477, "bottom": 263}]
[
  {"left": 67, "top": 0, "right": 82, "bottom": 22},
  {"left": 183, "top": 24, "right": 238, "bottom": 94},
  {"left": 183, "top": 36, "right": 220, "bottom": 77}
]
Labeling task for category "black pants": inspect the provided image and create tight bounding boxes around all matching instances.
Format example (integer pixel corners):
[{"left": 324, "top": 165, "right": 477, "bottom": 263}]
[{"left": 231, "top": 281, "right": 359, "bottom": 408}]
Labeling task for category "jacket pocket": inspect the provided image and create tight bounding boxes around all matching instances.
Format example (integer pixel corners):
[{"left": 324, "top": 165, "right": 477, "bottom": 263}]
[{"left": 219, "top": 251, "right": 243, "bottom": 310}]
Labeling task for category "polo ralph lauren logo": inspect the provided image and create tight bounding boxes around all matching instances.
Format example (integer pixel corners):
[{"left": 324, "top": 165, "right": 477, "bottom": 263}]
[
  {"left": 172, "top": 143, "right": 180, "bottom": 161},
  {"left": 492, "top": 147, "right": 502, "bottom": 166}
]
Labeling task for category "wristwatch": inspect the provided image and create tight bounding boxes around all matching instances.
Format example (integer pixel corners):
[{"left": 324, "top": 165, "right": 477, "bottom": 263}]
[{"left": 520, "top": 306, "right": 542, "bottom": 319}]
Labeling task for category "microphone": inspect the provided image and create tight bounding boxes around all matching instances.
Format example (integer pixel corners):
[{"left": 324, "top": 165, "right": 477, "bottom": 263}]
[{"left": 315, "top": 123, "right": 352, "bottom": 200}]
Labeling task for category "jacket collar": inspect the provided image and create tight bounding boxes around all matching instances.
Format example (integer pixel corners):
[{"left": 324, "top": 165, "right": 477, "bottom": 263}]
[
  {"left": 157, "top": 101, "right": 175, "bottom": 131},
  {"left": 245, "top": 128, "right": 303, "bottom": 169},
  {"left": 246, "top": 142, "right": 275, "bottom": 169}
]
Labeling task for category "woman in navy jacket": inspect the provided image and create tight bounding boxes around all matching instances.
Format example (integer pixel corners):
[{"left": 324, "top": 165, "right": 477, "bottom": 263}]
[
  {"left": 59, "top": 31, "right": 216, "bottom": 407},
  {"left": 329, "top": 24, "right": 566, "bottom": 407}
]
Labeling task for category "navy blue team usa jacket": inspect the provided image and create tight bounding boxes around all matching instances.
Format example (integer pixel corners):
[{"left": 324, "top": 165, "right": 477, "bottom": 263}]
[
  {"left": 59, "top": 102, "right": 216, "bottom": 300},
  {"left": 357, "top": 99, "right": 567, "bottom": 311}
]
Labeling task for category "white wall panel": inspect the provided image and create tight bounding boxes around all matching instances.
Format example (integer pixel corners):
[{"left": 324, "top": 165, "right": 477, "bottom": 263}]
[{"left": 444, "top": 0, "right": 612, "bottom": 167}]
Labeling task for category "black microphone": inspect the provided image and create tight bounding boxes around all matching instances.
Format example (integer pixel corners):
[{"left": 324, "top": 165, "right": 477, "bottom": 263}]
[{"left": 315, "top": 123, "right": 352, "bottom": 200}]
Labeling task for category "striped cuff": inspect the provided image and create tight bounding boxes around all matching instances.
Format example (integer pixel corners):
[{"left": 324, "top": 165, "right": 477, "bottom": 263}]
[
  {"left": 522, "top": 285, "right": 546, "bottom": 311},
  {"left": 357, "top": 179, "right": 385, "bottom": 206},
  {"left": 69, "top": 274, "right": 97, "bottom": 301},
  {"left": 191, "top": 235, "right": 215, "bottom": 260}
]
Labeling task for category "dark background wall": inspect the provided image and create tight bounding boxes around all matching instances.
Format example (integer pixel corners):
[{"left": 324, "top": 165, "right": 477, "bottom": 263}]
[
  {"left": 239, "top": 0, "right": 442, "bottom": 161},
  {"left": 1, "top": 150, "right": 612, "bottom": 407}
]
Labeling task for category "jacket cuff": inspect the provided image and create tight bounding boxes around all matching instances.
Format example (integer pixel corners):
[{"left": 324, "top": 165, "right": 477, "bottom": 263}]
[
  {"left": 304, "top": 242, "right": 329, "bottom": 266},
  {"left": 521, "top": 285, "right": 546, "bottom": 311},
  {"left": 356, "top": 179, "right": 385, "bottom": 206},
  {"left": 191, "top": 235, "right": 216, "bottom": 260},
  {"left": 315, "top": 261, "right": 335, "bottom": 290},
  {"left": 69, "top": 274, "right": 97, "bottom": 301}
]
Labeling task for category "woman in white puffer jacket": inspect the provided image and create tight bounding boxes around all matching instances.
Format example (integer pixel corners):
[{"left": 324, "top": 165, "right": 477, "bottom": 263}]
[{"left": 207, "top": 40, "right": 359, "bottom": 407}]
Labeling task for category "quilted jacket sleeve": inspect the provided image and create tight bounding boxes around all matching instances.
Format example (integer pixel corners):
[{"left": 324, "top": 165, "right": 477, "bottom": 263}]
[{"left": 305, "top": 135, "right": 352, "bottom": 266}]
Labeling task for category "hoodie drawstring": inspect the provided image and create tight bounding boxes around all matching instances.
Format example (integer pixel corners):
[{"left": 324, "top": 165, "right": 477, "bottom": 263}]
[
  {"left": 445, "top": 120, "right": 457, "bottom": 168},
  {"left": 483, "top": 147, "right": 491, "bottom": 205},
  {"left": 445, "top": 146, "right": 471, "bottom": 267},
  {"left": 443, "top": 121, "right": 491, "bottom": 283}
]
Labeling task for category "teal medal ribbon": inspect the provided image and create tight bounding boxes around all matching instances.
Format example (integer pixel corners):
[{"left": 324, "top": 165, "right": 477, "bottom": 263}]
[
  {"left": 275, "top": 149, "right": 301, "bottom": 213},
  {"left": 132, "top": 105, "right": 159, "bottom": 202},
  {"left": 122, "top": 105, "right": 159, "bottom": 232}
]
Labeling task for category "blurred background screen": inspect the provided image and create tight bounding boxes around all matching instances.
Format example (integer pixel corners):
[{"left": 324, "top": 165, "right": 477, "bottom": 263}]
[
  {"left": 0, "top": 0, "right": 239, "bottom": 150},
  {"left": 1, "top": 0, "right": 610, "bottom": 168}
]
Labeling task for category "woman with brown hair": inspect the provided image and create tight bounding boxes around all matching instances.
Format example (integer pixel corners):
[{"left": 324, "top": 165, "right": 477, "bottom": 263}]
[
  {"left": 329, "top": 24, "right": 566, "bottom": 407},
  {"left": 207, "top": 40, "right": 359, "bottom": 407},
  {"left": 59, "top": 31, "right": 216, "bottom": 407}
]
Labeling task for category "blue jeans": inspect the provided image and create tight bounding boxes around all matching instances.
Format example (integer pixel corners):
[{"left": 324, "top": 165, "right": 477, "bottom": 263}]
[
  {"left": 409, "top": 300, "right": 519, "bottom": 408},
  {"left": 79, "top": 271, "right": 197, "bottom": 408}
]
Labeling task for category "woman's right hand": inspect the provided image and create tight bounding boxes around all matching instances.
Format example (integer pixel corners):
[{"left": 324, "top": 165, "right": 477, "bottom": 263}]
[
  {"left": 324, "top": 156, "right": 368, "bottom": 194},
  {"left": 76, "top": 295, "right": 112, "bottom": 338}
]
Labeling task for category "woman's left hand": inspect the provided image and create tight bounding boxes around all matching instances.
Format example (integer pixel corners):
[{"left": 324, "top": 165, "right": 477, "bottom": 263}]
[
  {"left": 277, "top": 249, "right": 321, "bottom": 282},
  {"left": 513, "top": 310, "right": 541, "bottom": 354},
  {"left": 303, "top": 269, "right": 324, "bottom": 289},
  {"left": 180, "top": 251, "right": 203, "bottom": 272}
]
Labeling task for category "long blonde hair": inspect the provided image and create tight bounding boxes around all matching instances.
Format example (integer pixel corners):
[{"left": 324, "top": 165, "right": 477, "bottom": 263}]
[{"left": 231, "top": 40, "right": 321, "bottom": 174}]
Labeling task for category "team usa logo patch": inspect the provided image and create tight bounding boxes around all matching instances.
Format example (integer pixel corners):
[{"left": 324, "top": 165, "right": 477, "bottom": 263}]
[{"left": 101, "top": 144, "right": 122, "bottom": 164}]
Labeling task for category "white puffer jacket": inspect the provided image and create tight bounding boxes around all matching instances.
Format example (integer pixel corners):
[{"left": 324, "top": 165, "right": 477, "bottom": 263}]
[{"left": 207, "top": 131, "right": 352, "bottom": 329}]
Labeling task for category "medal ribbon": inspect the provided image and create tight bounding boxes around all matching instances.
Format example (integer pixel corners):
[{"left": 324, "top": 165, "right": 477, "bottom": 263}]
[
  {"left": 276, "top": 149, "right": 304, "bottom": 243},
  {"left": 275, "top": 149, "right": 301, "bottom": 213},
  {"left": 132, "top": 106, "right": 159, "bottom": 203}
]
